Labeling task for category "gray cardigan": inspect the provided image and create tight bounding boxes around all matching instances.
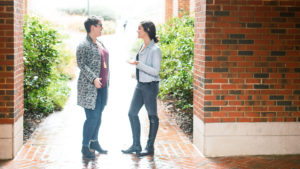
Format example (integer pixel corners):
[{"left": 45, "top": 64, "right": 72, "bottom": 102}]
[{"left": 76, "top": 35, "right": 109, "bottom": 110}]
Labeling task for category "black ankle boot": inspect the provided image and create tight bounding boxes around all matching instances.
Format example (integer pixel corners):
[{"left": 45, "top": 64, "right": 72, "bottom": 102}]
[
  {"left": 90, "top": 141, "right": 108, "bottom": 154},
  {"left": 81, "top": 146, "right": 95, "bottom": 159},
  {"left": 121, "top": 144, "right": 142, "bottom": 155},
  {"left": 138, "top": 145, "right": 154, "bottom": 157}
]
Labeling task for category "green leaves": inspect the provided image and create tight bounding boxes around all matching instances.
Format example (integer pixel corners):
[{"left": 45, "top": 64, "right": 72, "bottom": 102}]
[
  {"left": 24, "top": 16, "right": 60, "bottom": 91},
  {"left": 59, "top": 7, "right": 116, "bottom": 21},
  {"left": 23, "top": 15, "right": 71, "bottom": 115},
  {"left": 158, "top": 16, "right": 194, "bottom": 110}
]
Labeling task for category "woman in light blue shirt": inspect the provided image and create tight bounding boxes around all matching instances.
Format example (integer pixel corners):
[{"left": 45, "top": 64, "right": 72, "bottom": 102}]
[{"left": 122, "top": 21, "right": 162, "bottom": 157}]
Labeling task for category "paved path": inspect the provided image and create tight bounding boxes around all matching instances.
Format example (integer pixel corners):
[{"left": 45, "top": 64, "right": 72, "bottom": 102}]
[{"left": 1, "top": 23, "right": 300, "bottom": 169}]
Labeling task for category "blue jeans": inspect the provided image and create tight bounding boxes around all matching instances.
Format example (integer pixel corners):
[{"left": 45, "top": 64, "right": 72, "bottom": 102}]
[
  {"left": 127, "top": 81, "right": 159, "bottom": 147},
  {"left": 128, "top": 82, "right": 159, "bottom": 117},
  {"left": 82, "top": 87, "right": 107, "bottom": 147}
]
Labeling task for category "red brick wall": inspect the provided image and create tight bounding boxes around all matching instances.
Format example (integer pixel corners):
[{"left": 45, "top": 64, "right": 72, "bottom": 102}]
[
  {"left": 193, "top": 0, "right": 207, "bottom": 122},
  {"left": 194, "top": 0, "right": 300, "bottom": 123},
  {"left": 178, "top": 0, "right": 190, "bottom": 18},
  {"left": 24, "top": 0, "right": 27, "bottom": 14},
  {"left": 0, "top": 0, "right": 24, "bottom": 124},
  {"left": 165, "top": 0, "right": 191, "bottom": 21},
  {"left": 165, "top": 0, "right": 173, "bottom": 22}
]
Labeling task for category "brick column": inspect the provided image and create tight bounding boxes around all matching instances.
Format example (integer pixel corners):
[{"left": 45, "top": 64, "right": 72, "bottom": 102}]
[
  {"left": 0, "top": 0, "right": 24, "bottom": 159},
  {"left": 173, "top": 0, "right": 178, "bottom": 17},
  {"left": 178, "top": 0, "right": 190, "bottom": 18},
  {"left": 193, "top": 0, "right": 300, "bottom": 156},
  {"left": 24, "top": 0, "right": 27, "bottom": 14},
  {"left": 190, "top": 0, "right": 195, "bottom": 17},
  {"left": 165, "top": 0, "right": 173, "bottom": 22}
]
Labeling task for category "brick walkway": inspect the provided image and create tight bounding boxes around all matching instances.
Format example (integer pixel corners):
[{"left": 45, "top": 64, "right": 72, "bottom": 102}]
[
  {"left": 1, "top": 29, "right": 300, "bottom": 169},
  {"left": 0, "top": 94, "right": 300, "bottom": 169},
  {"left": 0, "top": 79, "right": 300, "bottom": 169}
]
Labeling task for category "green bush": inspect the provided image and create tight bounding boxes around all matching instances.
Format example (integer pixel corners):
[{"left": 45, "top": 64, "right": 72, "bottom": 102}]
[
  {"left": 47, "top": 70, "right": 71, "bottom": 111},
  {"left": 59, "top": 7, "right": 116, "bottom": 21},
  {"left": 23, "top": 16, "right": 60, "bottom": 92},
  {"left": 25, "top": 89, "right": 55, "bottom": 114},
  {"left": 55, "top": 44, "right": 75, "bottom": 79},
  {"left": 23, "top": 16, "right": 71, "bottom": 115},
  {"left": 157, "top": 16, "right": 194, "bottom": 110}
]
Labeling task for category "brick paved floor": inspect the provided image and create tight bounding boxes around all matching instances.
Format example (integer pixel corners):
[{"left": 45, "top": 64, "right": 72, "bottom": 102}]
[
  {"left": 1, "top": 92, "right": 300, "bottom": 169},
  {"left": 1, "top": 25, "right": 300, "bottom": 169}
]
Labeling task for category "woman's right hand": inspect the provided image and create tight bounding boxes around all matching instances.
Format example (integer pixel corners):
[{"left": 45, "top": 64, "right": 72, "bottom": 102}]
[
  {"left": 94, "top": 78, "right": 102, "bottom": 88},
  {"left": 127, "top": 59, "right": 139, "bottom": 65}
]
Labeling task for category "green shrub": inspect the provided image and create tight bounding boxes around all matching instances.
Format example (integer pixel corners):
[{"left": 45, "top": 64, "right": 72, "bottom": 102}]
[
  {"left": 58, "top": 8, "right": 116, "bottom": 35},
  {"left": 47, "top": 70, "right": 71, "bottom": 111},
  {"left": 25, "top": 89, "right": 55, "bottom": 114},
  {"left": 157, "top": 16, "right": 194, "bottom": 110},
  {"left": 59, "top": 7, "right": 116, "bottom": 21},
  {"left": 23, "top": 16, "right": 60, "bottom": 92},
  {"left": 101, "top": 20, "right": 116, "bottom": 35},
  {"left": 55, "top": 44, "right": 75, "bottom": 79},
  {"left": 23, "top": 15, "right": 71, "bottom": 115}
]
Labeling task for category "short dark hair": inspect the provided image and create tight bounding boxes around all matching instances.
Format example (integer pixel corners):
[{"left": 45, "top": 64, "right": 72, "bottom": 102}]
[
  {"left": 84, "top": 16, "right": 102, "bottom": 33},
  {"left": 140, "top": 21, "right": 159, "bottom": 43}
]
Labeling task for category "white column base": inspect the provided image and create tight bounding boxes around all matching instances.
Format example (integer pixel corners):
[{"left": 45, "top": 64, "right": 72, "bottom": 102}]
[
  {"left": 193, "top": 115, "right": 300, "bottom": 157},
  {"left": 0, "top": 117, "right": 23, "bottom": 159}
]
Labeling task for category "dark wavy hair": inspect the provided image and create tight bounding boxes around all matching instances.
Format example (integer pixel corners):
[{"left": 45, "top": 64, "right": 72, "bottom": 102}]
[
  {"left": 84, "top": 16, "right": 102, "bottom": 33},
  {"left": 140, "top": 21, "right": 159, "bottom": 43}
]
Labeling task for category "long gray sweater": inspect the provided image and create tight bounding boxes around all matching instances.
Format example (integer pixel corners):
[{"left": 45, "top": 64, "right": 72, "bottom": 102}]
[{"left": 76, "top": 35, "right": 108, "bottom": 110}]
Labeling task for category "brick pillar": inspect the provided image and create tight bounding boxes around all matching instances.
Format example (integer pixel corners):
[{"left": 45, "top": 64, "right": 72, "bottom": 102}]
[
  {"left": 193, "top": 0, "right": 300, "bottom": 156},
  {"left": 0, "top": 0, "right": 24, "bottom": 159},
  {"left": 190, "top": 0, "right": 195, "bottom": 17},
  {"left": 24, "top": 0, "right": 27, "bottom": 14},
  {"left": 165, "top": 0, "right": 173, "bottom": 22},
  {"left": 173, "top": 0, "right": 178, "bottom": 18},
  {"left": 178, "top": 0, "right": 190, "bottom": 18}
]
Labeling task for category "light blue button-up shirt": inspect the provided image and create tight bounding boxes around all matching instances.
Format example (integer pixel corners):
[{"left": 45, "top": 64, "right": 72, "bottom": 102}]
[{"left": 136, "top": 40, "right": 162, "bottom": 82}]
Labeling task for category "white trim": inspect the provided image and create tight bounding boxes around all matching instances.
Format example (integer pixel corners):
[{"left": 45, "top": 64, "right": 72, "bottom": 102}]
[
  {"left": 193, "top": 115, "right": 300, "bottom": 157},
  {"left": 0, "top": 117, "right": 23, "bottom": 159},
  {"left": 0, "top": 124, "right": 12, "bottom": 138}
]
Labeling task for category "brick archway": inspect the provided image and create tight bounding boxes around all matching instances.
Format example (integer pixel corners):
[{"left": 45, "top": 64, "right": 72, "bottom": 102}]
[{"left": 1, "top": 0, "right": 300, "bottom": 159}]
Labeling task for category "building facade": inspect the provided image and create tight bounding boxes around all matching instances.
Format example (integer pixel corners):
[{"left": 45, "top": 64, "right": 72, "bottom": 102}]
[{"left": 167, "top": 0, "right": 300, "bottom": 157}]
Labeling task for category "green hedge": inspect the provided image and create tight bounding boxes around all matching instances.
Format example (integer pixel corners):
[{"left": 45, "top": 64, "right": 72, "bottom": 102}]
[
  {"left": 23, "top": 16, "right": 71, "bottom": 115},
  {"left": 59, "top": 6, "right": 116, "bottom": 21},
  {"left": 157, "top": 16, "right": 194, "bottom": 110}
]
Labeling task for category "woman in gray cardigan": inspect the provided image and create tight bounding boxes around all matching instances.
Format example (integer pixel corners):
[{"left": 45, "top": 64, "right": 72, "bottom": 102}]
[
  {"left": 122, "top": 21, "right": 162, "bottom": 157},
  {"left": 76, "top": 16, "right": 109, "bottom": 159}
]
